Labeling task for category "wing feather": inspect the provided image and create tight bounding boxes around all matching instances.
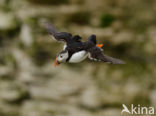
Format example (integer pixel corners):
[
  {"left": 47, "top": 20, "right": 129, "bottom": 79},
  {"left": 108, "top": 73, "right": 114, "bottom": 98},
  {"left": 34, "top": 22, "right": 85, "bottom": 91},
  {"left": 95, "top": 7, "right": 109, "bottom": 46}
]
[
  {"left": 45, "top": 22, "right": 72, "bottom": 43},
  {"left": 88, "top": 47, "right": 125, "bottom": 64}
]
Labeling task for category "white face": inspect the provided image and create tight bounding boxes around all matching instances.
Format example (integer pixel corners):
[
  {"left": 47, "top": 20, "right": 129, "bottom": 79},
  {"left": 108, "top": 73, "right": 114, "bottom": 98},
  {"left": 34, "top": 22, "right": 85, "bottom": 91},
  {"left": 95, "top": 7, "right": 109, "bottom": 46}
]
[{"left": 57, "top": 51, "right": 69, "bottom": 63}]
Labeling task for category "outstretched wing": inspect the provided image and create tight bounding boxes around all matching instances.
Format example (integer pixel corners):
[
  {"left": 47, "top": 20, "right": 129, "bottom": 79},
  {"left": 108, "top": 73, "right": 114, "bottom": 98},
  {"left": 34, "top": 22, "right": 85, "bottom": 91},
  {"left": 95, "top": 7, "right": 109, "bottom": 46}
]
[
  {"left": 72, "top": 35, "right": 82, "bottom": 42},
  {"left": 88, "top": 47, "right": 125, "bottom": 64},
  {"left": 45, "top": 22, "right": 72, "bottom": 43}
]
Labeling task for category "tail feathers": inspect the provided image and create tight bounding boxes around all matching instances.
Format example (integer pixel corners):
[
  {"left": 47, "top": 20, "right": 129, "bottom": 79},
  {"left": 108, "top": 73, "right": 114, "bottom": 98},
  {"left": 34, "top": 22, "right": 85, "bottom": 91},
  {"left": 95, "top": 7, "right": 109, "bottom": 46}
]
[{"left": 88, "top": 34, "right": 97, "bottom": 44}]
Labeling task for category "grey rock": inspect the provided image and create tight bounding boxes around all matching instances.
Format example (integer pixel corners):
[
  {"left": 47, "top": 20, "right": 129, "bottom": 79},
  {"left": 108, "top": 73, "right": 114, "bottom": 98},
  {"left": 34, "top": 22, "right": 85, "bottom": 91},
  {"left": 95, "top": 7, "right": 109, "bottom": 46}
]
[
  {"left": 0, "top": 101, "right": 19, "bottom": 116},
  {"left": 0, "top": 66, "right": 13, "bottom": 77},
  {"left": 0, "top": 0, "right": 6, "bottom": 7},
  {"left": 0, "top": 11, "right": 18, "bottom": 31},
  {"left": 96, "top": 108, "right": 121, "bottom": 116},
  {"left": 0, "top": 81, "right": 29, "bottom": 102},
  {"left": 20, "top": 24, "right": 33, "bottom": 47},
  {"left": 149, "top": 89, "right": 156, "bottom": 108},
  {"left": 80, "top": 84, "right": 102, "bottom": 108},
  {"left": 21, "top": 101, "right": 92, "bottom": 116}
]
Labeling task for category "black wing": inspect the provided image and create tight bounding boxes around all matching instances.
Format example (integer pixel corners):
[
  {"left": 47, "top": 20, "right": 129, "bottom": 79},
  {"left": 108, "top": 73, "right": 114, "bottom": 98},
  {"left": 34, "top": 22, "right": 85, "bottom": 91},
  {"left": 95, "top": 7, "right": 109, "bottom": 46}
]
[
  {"left": 87, "top": 34, "right": 97, "bottom": 44},
  {"left": 72, "top": 35, "right": 82, "bottom": 42},
  {"left": 88, "top": 47, "right": 125, "bottom": 64},
  {"left": 45, "top": 22, "right": 72, "bottom": 43}
]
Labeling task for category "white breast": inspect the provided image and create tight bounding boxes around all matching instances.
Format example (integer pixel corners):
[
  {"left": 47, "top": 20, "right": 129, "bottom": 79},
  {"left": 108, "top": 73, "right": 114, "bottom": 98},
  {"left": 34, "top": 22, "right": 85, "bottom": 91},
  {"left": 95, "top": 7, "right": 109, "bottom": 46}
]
[{"left": 69, "top": 50, "right": 88, "bottom": 63}]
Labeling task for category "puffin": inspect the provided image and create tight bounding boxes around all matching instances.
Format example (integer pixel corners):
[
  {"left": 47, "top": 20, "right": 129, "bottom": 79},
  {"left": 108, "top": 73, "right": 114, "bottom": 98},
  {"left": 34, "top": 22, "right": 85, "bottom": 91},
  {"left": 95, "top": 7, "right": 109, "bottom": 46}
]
[{"left": 45, "top": 22, "right": 125, "bottom": 67}]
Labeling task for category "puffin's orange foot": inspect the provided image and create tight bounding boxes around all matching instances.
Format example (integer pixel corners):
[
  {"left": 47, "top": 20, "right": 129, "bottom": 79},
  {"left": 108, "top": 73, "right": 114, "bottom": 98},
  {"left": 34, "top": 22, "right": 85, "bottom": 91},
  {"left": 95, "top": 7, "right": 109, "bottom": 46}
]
[{"left": 97, "top": 44, "right": 103, "bottom": 48}]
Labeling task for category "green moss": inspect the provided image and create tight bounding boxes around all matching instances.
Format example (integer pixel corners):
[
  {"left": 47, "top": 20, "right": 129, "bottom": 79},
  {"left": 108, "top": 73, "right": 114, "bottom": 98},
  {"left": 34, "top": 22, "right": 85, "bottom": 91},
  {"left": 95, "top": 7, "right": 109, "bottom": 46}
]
[
  {"left": 0, "top": 111, "right": 19, "bottom": 116},
  {"left": 9, "top": 88, "right": 30, "bottom": 104},
  {"left": 29, "top": 43, "right": 51, "bottom": 66},
  {"left": 6, "top": 54, "right": 17, "bottom": 67},
  {"left": 0, "top": 56, "right": 5, "bottom": 65},
  {"left": 0, "top": 19, "right": 20, "bottom": 38},
  {"left": 29, "top": 41, "right": 58, "bottom": 66},
  {"left": 100, "top": 14, "right": 115, "bottom": 27},
  {"left": 67, "top": 11, "right": 91, "bottom": 25},
  {"left": 47, "top": 110, "right": 56, "bottom": 115},
  {"left": 27, "top": 0, "right": 69, "bottom": 5},
  {"left": 0, "top": 52, "right": 16, "bottom": 68},
  {"left": 132, "top": 95, "right": 150, "bottom": 106},
  {"left": 0, "top": 0, "right": 12, "bottom": 12}
]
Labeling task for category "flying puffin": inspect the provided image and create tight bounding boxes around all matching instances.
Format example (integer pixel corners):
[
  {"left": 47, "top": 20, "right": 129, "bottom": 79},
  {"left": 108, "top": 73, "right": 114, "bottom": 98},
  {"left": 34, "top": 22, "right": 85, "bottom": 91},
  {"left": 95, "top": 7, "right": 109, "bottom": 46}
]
[{"left": 45, "top": 22, "right": 125, "bottom": 67}]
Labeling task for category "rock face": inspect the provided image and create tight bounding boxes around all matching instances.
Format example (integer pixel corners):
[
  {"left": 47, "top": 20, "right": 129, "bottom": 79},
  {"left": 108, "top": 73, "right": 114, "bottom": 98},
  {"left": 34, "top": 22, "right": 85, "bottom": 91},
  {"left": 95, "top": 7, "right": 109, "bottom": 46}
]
[
  {"left": 0, "top": 0, "right": 156, "bottom": 116},
  {"left": 20, "top": 24, "right": 33, "bottom": 47},
  {"left": 0, "top": 11, "right": 18, "bottom": 31}
]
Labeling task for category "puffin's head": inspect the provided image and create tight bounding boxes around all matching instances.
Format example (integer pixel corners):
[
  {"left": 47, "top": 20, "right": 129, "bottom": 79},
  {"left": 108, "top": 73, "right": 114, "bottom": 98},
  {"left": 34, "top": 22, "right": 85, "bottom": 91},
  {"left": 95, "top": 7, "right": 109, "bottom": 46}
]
[{"left": 54, "top": 50, "right": 69, "bottom": 67}]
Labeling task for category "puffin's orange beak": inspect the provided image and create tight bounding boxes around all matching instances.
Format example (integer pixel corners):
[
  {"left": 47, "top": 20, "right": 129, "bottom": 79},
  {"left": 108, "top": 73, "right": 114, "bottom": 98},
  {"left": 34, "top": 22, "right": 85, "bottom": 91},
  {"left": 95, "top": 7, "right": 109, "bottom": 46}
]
[
  {"left": 54, "top": 58, "right": 59, "bottom": 67},
  {"left": 97, "top": 44, "right": 103, "bottom": 48}
]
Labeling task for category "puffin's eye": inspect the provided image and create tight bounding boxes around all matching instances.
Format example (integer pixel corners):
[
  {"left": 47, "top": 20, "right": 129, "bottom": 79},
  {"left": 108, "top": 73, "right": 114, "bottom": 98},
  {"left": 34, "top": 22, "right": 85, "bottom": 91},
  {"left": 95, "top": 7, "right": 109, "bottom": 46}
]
[{"left": 60, "top": 55, "right": 63, "bottom": 58}]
